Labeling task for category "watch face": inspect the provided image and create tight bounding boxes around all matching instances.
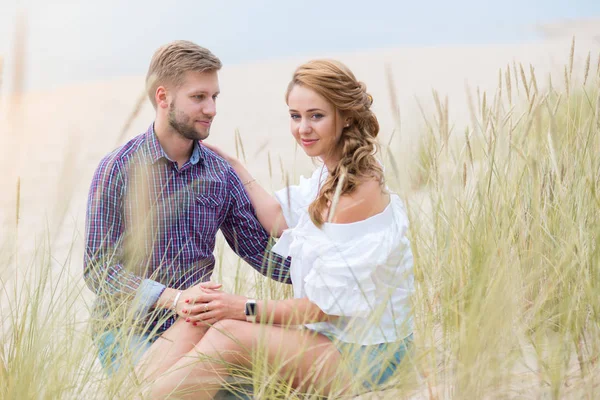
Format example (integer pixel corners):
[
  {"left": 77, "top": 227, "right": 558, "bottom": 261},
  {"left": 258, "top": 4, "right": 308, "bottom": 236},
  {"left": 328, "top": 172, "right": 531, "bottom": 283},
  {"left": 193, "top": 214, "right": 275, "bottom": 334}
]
[{"left": 245, "top": 301, "right": 257, "bottom": 316}]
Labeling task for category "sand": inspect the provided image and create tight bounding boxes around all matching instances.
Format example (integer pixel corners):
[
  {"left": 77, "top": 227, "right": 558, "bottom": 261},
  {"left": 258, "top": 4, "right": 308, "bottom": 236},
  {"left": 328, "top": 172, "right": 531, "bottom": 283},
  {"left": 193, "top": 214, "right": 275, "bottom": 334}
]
[{"left": 0, "top": 21, "right": 599, "bottom": 397}]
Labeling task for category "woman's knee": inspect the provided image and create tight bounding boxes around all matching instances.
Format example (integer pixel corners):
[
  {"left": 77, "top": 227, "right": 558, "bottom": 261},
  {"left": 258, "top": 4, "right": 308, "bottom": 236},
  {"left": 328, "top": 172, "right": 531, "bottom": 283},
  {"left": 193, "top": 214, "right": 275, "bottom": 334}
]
[{"left": 201, "top": 319, "right": 252, "bottom": 350}]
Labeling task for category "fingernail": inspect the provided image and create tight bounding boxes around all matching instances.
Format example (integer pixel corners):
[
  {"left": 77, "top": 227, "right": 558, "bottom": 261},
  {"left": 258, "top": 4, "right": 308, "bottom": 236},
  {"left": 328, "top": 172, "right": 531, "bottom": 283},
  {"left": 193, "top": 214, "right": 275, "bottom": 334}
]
[
  {"left": 182, "top": 309, "right": 187, "bottom": 314},
  {"left": 185, "top": 299, "right": 189, "bottom": 303},
  {"left": 186, "top": 318, "right": 190, "bottom": 322},
  {"left": 193, "top": 322, "right": 198, "bottom": 326}
]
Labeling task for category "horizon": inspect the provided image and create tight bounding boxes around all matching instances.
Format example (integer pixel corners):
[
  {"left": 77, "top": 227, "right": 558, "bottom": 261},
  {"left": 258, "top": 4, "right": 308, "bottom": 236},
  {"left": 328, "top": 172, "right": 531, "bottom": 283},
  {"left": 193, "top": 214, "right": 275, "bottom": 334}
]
[{"left": 1, "top": 0, "right": 599, "bottom": 91}]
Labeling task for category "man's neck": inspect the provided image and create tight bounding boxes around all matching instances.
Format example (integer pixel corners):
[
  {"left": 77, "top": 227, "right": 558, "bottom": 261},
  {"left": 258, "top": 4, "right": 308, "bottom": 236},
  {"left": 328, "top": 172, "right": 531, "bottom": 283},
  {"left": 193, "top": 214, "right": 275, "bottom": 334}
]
[{"left": 154, "top": 117, "right": 194, "bottom": 167}]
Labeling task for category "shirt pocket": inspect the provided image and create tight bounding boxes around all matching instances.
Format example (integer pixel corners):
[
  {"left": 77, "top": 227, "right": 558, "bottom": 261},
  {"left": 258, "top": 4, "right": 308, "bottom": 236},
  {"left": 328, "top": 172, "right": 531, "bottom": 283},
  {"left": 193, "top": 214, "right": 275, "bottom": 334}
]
[{"left": 191, "top": 191, "right": 225, "bottom": 239}]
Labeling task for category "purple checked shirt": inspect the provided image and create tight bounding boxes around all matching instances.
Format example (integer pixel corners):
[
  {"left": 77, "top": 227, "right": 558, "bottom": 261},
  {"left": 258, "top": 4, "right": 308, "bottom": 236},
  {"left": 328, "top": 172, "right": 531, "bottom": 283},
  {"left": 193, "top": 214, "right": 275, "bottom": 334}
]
[{"left": 84, "top": 124, "right": 291, "bottom": 334}]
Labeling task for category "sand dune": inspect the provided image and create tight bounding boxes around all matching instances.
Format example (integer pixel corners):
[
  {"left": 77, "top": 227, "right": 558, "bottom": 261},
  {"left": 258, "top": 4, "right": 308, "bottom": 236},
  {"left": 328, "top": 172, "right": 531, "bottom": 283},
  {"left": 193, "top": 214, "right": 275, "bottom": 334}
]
[{"left": 0, "top": 33, "right": 599, "bottom": 289}]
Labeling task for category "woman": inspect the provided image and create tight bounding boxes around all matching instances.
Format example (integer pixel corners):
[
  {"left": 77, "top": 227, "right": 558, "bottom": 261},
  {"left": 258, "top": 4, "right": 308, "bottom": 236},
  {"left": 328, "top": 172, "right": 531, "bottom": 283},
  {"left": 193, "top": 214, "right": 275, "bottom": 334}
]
[{"left": 138, "top": 60, "right": 415, "bottom": 398}]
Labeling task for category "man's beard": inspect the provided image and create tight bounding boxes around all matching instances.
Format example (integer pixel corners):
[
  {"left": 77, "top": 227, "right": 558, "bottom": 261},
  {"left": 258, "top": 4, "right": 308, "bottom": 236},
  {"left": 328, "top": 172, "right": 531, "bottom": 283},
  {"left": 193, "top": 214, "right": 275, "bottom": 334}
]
[{"left": 168, "top": 102, "right": 210, "bottom": 141}]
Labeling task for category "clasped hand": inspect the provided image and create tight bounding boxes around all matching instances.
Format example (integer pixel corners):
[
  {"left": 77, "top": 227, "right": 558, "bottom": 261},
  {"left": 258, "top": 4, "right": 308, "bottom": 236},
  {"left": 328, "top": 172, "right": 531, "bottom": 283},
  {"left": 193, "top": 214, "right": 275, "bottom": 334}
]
[{"left": 175, "top": 282, "right": 247, "bottom": 326}]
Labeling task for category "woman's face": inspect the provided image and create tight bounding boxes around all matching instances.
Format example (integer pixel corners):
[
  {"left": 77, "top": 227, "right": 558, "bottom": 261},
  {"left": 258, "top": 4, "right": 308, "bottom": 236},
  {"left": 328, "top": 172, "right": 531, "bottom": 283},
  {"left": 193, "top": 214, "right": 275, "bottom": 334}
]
[{"left": 287, "top": 85, "right": 346, "bottom": 161}]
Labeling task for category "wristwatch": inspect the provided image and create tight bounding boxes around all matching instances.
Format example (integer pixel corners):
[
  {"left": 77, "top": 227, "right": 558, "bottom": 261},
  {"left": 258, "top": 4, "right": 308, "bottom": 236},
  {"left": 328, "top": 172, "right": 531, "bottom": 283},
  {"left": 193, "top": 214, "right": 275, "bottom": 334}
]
[{"left": 245, "top": 299, "right": 257, "bottom": 323}]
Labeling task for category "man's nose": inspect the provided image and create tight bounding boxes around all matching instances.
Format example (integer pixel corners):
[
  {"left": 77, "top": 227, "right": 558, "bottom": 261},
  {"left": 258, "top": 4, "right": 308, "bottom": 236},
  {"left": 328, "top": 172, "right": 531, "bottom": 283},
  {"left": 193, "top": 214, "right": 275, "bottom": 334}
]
[{"left": 203, "top": 99, "right": 217, "bottom": 117}]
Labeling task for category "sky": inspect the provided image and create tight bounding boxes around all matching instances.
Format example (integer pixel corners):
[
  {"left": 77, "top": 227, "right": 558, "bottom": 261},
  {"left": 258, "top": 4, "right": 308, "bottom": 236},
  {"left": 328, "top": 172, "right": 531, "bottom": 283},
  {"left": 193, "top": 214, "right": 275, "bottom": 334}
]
[{"left": 1, "top": 0, "right": 599, "bottom": 90}]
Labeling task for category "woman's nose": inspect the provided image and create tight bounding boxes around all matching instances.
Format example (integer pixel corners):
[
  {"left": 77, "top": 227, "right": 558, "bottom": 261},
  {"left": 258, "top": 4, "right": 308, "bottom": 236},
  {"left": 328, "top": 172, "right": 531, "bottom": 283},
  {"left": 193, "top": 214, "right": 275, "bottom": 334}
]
[{"left": 298, "top": 119, "right": 311, "bottom": 134}]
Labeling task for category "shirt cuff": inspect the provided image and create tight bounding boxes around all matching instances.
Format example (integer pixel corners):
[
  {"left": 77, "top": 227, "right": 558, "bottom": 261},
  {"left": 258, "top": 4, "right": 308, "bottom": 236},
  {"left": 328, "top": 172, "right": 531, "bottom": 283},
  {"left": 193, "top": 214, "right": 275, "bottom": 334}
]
[{"left": 133, "top": 279, "right": 167, "bottom": 319}]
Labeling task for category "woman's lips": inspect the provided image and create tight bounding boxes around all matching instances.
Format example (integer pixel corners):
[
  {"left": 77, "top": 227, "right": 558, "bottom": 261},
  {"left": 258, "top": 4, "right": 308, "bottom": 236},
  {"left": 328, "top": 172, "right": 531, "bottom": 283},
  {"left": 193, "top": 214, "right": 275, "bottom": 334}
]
[{"left": 301, "top": 138, "right": 318, "bottom": 147}]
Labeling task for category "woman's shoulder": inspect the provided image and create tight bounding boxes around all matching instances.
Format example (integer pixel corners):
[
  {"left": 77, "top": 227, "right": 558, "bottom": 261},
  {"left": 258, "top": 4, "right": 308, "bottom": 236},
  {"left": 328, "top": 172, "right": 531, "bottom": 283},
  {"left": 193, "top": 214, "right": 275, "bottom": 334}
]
[{"left": 328, "top": 177, "right": 387, "bottom": 224}]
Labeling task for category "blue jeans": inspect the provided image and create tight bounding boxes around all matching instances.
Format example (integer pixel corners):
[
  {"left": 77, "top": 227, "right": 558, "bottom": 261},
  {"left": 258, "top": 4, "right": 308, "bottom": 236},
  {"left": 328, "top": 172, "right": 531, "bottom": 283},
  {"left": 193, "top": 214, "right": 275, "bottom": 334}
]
[
  {"left": 323, "top": 333, "right": 414, "bottom": 390},
  {"left": 94, "top": 330, "right": 158, "bottom": 376}
]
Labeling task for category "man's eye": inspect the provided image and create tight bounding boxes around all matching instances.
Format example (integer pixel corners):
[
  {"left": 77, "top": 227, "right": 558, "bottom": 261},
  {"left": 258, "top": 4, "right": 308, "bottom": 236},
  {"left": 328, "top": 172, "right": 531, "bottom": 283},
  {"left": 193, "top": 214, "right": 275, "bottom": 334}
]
[
  {"left": 194, "top": 95, "right": 205, "bottom": 100},
  {"left": 212, "top": 95, "right": 219, "bottom": 100}
]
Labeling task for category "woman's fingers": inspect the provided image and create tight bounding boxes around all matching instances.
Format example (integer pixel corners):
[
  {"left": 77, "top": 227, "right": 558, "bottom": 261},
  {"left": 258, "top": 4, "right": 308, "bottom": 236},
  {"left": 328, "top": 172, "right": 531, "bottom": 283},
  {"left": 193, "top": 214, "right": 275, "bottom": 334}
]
[
  {"left": 184, "top": 292, "right": 218, "bottom": 306},
  {"left": 197, "top": 281, "right": 222, "bottom": 290},
  {"left": 187, "top": 310, "right": 219, "bottom": 323}
]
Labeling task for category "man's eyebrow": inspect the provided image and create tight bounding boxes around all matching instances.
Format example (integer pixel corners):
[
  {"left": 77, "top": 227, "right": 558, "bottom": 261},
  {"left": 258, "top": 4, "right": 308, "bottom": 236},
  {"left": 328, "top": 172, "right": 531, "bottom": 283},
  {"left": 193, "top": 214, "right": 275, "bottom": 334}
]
[{"left": 190, "top": 90, "right": 220, "bottom": 95}]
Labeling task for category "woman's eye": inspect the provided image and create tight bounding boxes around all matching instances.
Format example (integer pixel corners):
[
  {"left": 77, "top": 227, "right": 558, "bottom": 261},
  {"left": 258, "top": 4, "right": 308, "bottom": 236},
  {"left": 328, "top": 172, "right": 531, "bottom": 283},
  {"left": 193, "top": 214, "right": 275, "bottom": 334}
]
[
  {"left": 312, "top": 113, "right": 324, "bottom": 120},
  {"left": 290, "top": 114, "right": 301, "bottom": 120}
]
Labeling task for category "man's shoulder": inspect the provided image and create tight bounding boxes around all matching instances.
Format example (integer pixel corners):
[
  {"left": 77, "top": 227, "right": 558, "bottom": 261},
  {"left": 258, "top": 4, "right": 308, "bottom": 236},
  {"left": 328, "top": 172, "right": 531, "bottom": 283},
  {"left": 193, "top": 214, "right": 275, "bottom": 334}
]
[
  {"left": 200, "top": 145, "right": 236, "bottom": 178},
  {"left": 96, "top": 132, "right": 148, "bottom": 173},
  {"left": 100, "top": 133, "right": 146, "bottom": 166}
]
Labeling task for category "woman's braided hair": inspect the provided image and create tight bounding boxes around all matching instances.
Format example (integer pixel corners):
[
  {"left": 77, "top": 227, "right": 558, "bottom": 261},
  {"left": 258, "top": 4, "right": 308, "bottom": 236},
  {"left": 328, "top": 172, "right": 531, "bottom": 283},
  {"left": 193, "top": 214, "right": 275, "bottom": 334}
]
[{"left": 285, "top": 60, "right": 384, "bottom": 227}]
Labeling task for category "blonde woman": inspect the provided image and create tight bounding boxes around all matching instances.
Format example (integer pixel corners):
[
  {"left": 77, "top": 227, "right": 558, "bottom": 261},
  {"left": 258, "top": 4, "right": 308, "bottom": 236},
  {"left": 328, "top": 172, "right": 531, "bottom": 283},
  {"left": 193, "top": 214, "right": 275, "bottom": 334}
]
[{"left": 140, "top": 60, "right": 414, "bottom": 398}]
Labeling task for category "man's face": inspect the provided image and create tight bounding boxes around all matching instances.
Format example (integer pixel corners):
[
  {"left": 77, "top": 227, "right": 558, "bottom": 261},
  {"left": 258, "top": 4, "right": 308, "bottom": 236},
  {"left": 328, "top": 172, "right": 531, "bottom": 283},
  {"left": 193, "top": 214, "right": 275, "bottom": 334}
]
[{"left": 167, "top": 71, "right": 220, "bottom": 141}]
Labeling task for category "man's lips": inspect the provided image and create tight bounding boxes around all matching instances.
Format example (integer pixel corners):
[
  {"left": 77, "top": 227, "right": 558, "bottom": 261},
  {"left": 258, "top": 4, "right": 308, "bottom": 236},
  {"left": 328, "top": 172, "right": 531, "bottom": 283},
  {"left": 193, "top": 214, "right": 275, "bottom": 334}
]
[{"left": 197, "top": 120, "right": 212, "bottom": 127}]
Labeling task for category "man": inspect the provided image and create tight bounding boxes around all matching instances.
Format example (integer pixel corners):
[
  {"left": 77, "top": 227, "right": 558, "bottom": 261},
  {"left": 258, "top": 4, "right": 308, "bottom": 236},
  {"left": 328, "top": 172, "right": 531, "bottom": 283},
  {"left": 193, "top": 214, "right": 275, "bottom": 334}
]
[{"left": 84, "top": 40, "right": 291, "bottom": 376}]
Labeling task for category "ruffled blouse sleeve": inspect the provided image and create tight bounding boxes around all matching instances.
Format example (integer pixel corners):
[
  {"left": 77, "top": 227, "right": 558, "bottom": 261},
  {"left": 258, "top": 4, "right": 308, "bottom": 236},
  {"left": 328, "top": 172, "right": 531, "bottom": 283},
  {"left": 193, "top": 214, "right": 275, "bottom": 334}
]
[
  {"left": 302, "top": 199, "right": 413, "bottom": 318},
  {"left": 274, "top": 168, "right": 324, "bottom": 229}
]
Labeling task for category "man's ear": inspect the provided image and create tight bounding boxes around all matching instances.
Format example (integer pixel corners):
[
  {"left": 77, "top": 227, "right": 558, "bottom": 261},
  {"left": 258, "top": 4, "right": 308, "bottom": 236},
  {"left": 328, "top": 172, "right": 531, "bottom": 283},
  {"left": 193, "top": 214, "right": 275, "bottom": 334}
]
[{"left": 156, "top": 86, "right": 169, "bottom": 109}]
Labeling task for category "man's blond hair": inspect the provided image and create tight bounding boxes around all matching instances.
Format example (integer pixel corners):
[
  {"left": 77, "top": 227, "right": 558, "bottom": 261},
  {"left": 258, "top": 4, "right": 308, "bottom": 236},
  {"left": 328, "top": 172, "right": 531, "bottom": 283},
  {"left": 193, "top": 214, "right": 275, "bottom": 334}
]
[{"left": 146, "top": 40, "right": 222, "bottom": 108}]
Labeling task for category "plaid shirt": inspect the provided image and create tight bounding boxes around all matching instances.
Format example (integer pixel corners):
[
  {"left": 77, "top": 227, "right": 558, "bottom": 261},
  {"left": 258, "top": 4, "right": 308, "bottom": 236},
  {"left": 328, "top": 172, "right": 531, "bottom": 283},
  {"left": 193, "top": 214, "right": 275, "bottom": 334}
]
[{"left": 84, "top": 124, "right": 291, "bottom": 334}]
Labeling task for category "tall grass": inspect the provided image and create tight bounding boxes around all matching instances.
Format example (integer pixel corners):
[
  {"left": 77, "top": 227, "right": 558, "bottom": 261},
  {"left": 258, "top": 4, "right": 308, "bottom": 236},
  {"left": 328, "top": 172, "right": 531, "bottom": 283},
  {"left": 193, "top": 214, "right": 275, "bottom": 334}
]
[
  {"left": 1, "top": 40, "right": 599, "bottom": 398},
  {"left": 406, "top": 45, "right": 600, "bottom": 398}
]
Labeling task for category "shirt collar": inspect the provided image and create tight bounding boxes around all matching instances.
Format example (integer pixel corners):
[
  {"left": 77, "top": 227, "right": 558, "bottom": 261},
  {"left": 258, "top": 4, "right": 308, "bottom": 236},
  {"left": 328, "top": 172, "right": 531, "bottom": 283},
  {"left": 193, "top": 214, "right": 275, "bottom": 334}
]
[{"left": 146, "top": 123, "right": 204, "bottom": 165}]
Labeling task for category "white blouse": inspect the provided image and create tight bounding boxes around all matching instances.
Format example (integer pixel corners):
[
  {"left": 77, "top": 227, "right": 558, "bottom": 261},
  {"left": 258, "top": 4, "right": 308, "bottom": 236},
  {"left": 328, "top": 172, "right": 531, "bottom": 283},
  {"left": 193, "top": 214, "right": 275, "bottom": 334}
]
[{"left": 272, "top": 167, "right": 414, "bottom": 345}]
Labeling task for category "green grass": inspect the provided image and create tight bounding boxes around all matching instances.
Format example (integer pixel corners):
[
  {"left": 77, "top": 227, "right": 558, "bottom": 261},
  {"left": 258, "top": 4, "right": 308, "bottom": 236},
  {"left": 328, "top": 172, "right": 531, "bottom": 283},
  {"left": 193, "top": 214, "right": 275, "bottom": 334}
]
[{"left": 1, "top": 46, "right": 600, "bottom": 399}]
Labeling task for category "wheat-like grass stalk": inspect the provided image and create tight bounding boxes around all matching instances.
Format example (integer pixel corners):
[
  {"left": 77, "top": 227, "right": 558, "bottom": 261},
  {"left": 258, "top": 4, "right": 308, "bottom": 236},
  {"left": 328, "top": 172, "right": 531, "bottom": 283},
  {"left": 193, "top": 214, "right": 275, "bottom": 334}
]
[
  {"left": 520, "top": 63, "right": 530, "bottom": 102},
  {"left": 569, "top": 36, "right": 575, "bottom": 80},
  {"left": 512, "top": 60, "right": 520, "bottom": 95},
  {"left": 15, "top": 177, "right": 21, "bottom": 230},
  {"left": 529, "top": 64, "right": 539, "bottom": 95},
  {"left": 583, "top": 51, "right": 591, "bottom": 86},
  {"left": 564, "top": 65, "right": 570, "bottom": 97},
  {"left": 505, "top": 64, "right": 512, "bottom": 107}
]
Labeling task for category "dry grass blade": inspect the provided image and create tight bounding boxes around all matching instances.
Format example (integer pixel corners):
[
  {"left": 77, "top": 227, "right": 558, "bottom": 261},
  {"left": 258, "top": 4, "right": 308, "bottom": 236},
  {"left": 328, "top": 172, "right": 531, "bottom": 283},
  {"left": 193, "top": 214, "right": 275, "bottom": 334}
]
[
  {"left": 464, "top": 127, "right": 474, "bottom": 168},
  {"left": 327, "top": 173, "right": 345, "bottom": 223},
  {"left": 513, "top": 61, "right": 520, "bottom": 95},
  {"left": 529, "top": 64, "right": 538, "bottom": 95},
  {"left": 519, "top": 63, "right": 530, "bottom": 102},
  {"left": 15, "top": 177, "right": 21, "bottom": 229},
  {"left": 234, "top": 128, "right": 247, "bottom": 164},
  {"left": 385, "top": 63, "right": 402, "bottom": 130},
  {"left": 117, "top": 90, "right": 147, "bottom": 145},
  {"left": 569, "top": 36, "right": 575, "bottom": 79},
  {"left": 564, "top": 66, "right": 570, "bottom": 97},
  {"left": 583, "top": 51, "right": 591, "bottom": 86},
  {"left": 465, "top": 82, "right": 480, "bottom": 136},
  {"left": 505, "top": 65, "right": 512, "bottom": 106},
  {"left": 596, "top": 91, "right": 600, "bottom": 131}
]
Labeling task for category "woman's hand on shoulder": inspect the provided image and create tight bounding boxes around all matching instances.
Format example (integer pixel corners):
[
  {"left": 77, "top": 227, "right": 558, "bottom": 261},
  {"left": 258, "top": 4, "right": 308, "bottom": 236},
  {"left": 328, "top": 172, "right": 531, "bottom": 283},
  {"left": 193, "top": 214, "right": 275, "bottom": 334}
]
[{"left": 201, "top": 141, "right": 239, "bottom": 166}]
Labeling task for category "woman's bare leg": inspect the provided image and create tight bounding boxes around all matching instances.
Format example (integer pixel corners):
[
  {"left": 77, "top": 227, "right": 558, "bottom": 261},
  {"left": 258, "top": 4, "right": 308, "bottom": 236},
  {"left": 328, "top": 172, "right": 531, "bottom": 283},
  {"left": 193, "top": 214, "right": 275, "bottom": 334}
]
[
  {"left": 135, "top": 318, "right": 210, "bottom": 382},
  {"left": 149, "top": 319, "right": 352, "bottom": 399}
]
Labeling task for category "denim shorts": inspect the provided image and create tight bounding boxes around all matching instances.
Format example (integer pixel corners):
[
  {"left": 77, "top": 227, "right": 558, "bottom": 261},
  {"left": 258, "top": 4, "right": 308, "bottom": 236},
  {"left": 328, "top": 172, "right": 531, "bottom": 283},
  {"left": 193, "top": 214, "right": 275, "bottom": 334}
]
[
  {"left": 322, "top": 333, "right": 413, "bottom": 391},
  {"left": 94, "top": 330, "right": 158, "bottom": 376}
]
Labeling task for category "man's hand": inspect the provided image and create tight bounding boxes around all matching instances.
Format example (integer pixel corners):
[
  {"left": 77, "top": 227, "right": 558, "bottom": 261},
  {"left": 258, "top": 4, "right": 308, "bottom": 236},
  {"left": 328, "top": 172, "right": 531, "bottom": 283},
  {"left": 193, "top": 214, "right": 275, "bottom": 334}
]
[
  {"left": 157, "top": 282, "right": 222, "bottom": 318},
  {"left": 181, "top": 288, "right": 248, "bottom": 326}
]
